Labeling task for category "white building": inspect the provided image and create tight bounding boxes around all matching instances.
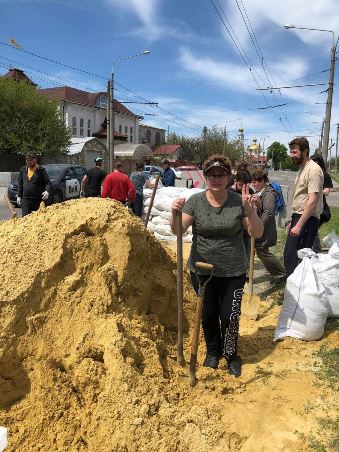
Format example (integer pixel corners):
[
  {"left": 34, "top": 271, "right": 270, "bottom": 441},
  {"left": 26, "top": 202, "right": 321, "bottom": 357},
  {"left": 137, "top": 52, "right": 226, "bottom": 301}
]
[{"left": 40, "top": 86, "right": 141, "bottom": 145}]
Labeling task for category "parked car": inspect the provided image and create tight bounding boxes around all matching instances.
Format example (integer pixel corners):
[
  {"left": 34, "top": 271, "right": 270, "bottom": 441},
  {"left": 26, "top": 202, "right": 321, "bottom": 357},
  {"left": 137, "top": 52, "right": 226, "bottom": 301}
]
[
  {"left": 144, "top": 165, "right": 162, "bottom": 179},
  {"left": 175, "top": 165, "right": 198, "bottom": 180},
  {"left": 8, "top": 164, "right": 87, "bottom": 205}
]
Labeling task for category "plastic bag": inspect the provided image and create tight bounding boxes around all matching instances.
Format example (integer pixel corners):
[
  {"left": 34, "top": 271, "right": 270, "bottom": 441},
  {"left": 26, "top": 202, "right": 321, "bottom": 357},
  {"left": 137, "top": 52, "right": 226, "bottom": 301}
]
[
  {"left": 322, "top": 232, "right": 339, "bottom": 248},
  {"left": 0, "top": 427, "right": 7, "bottom": 452},
  {"left": 274, "top": 249, "right": 329, "bottom": 341}
]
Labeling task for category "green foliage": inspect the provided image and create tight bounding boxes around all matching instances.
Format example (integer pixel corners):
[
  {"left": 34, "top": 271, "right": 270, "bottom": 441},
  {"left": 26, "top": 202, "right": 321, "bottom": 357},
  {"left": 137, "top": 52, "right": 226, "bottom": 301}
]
[
  {"left": 0, "top": 78, "right": 71, "bottom": 157},
  {"left": 267, "top": 141, "right": 289, "bottom": 170},
  {"left": 166, "top": 126, "right": 243, "bottom": 164}
]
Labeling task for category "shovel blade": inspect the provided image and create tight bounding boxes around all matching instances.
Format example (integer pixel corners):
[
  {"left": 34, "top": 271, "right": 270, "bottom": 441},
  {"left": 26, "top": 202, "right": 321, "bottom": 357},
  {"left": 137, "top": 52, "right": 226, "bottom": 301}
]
[{"left": 242, "top": 293, "right": 261, "bottom": 320}]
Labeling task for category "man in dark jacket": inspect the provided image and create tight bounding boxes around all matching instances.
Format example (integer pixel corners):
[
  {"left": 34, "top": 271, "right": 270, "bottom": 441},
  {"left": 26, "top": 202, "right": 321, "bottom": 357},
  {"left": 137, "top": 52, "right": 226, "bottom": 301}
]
[
  {"left": 17, "top": 153, "right": 52, "bottom": 216},
  {"left": 252, "top": 170, "right": 286, "bottom": 278},
  {"left": 161, "top": 159, "right": 176, "bottom": 187},
  {"left": 80, "top": 157, "right": 106, "bottom": 197}
]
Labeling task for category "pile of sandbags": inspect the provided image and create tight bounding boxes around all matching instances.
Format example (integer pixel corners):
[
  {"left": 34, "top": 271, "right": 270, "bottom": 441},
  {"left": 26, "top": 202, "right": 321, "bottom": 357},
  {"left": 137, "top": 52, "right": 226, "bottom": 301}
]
[
  {"left": 143, "top": 187, "right": 204, "bottom": 241},
  {"left": 274, "top": 243, "right": 339, "bottom": 342}
]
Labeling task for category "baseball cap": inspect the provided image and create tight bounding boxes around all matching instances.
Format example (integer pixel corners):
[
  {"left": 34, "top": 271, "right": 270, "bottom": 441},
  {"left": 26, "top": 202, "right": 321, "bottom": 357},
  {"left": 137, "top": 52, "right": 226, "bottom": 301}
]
[{"left": 95, "top": 157, "right": 103, "bottom": 163}]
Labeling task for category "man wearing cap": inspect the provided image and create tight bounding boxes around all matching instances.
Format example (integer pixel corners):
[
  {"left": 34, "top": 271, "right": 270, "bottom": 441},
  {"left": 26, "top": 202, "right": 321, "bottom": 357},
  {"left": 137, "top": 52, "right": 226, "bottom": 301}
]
[
  {"left": 80, "top": 157, "right": 107, "bottom": 198},
  {"left": 17, "top": 153, "right": 51, "bottom": 216},
  {"left": 161, "top": 159, "right": 176, "bottom": 187}
]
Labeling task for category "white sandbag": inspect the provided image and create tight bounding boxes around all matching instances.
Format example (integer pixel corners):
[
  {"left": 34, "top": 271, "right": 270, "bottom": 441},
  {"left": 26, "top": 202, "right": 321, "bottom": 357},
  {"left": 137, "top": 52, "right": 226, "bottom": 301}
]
[
  {"left": 154, "top": 196, "right": 174, "bottom": 212},
  {"left": 160, "top": 210, "right": 172, "bottom": 221},
  {"left": 144, "top": 197, "right": 151, "bottom": 208},
  {"left": 150, "top": 207, "right": 162, "bottom": 216},
  {"left": 146, "top": 222, "right": 156, "bottom": 232},
  {"left": 143, "top": 189, "right": 154, "bottom": 199},
  {"left": 183, "top": 234, "right": 193, "bottom": 243},
  {"left": 0, "top": 427, "right": 7, "bottom": 452},
  {"left": 154, "top": 224, "right": 173, "bottom": 236},
  {"left": 312, "top": 242, "right": 339, "bottom": 317},
  {"left": 274, "top": 249, "right": 329, "bottom": 342},
  {"left": 322, "top": 232, "right": 339, "bottom": 248},
  {"left": 154, "top": 232, "right": 176, "bottom": 241},
  {"left": 152, "top": 216, "right": 170, "bottom": 226},
  {"left": 180, "top": 188, "right": 204, "bottom": 200}
]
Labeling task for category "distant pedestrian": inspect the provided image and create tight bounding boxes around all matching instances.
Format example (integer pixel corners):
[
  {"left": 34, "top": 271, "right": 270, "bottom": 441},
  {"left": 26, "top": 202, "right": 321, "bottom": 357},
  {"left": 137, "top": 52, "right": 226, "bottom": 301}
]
[
  {"left": 17, "top": 153, "right": 51, "bottom": 217},
  {"left": 101, "top": 162, "right": 136, "bottom": 205},
  {"left": 252, "top": 170, "right": 286, "bottom": 279},
  {"left": 227, "top": 160, "right": 251, "bottom": 188},
  {"left": 161, "top": 159, "right": 176, "bottom": 187},
  {"left": 130, "top": 162, "right": 147, "bottom": 217},
  {"left": 310, "top": 154, "right": 333, "bottom": 252},
  {"left": 80, "top": 157, "right": 106, "bottom": 198},
  {"left": 284, "top": 137, "right": 324, "bottom": 277}
]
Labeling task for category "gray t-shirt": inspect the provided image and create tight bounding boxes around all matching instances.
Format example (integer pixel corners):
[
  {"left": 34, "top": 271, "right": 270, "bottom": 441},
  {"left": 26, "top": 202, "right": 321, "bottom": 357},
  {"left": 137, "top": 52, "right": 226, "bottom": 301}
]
[{"left": 182, "top": 191, "right": 247, "bottom": 277}]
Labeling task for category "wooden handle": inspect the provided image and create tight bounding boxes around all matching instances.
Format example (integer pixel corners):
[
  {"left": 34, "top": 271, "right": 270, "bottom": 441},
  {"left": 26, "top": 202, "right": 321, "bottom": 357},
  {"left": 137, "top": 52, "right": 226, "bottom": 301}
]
[
  {"left": 144, "top": 175, "right": 160, "bottom": 228},
  {"left": 176, "top": 210, "right": 185, "bottom": 367},
  {"left": 248, "top": 237, "right": 255, "bottom": 297},
  {"left": 195, "top": 262, "right": 214, "bottom": 271}
]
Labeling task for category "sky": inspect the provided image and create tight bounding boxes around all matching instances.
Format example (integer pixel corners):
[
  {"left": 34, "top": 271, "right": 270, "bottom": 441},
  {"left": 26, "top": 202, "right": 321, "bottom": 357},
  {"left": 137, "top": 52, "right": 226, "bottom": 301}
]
[{"left": 0, "top": 0, "right": 339, "bottom": 155}]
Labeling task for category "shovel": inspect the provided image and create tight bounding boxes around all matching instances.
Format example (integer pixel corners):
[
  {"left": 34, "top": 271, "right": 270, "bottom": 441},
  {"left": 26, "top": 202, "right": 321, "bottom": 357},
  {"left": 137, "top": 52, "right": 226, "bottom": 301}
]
[
  {"left": 144, "top": 175, "right": 160, "bottom": 228},
  {"left": 3, "top": 193, "right": 17, "bottom": 219},
  {"left": 176, "top": 210, "right": 185, "bottom": 367},
  {"left": 242, "top": 237, "right": 261, "bottom": 320},
  {"left": 189, "top": 262, "right": 214, "bottom": 387}
]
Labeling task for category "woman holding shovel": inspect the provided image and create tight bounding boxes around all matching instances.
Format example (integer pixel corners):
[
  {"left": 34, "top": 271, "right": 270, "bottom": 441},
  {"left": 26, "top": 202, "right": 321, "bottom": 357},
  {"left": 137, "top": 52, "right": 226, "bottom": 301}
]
[{"left": 171, "top": 155, "right": 263, "bottom": 377}]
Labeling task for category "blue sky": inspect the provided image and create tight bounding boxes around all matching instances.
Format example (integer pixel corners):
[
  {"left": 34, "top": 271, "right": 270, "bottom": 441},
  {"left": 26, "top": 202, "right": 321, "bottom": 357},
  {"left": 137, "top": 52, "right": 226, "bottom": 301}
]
[{"left": 0, "top": 0, "right": 338, "bottom": 155}]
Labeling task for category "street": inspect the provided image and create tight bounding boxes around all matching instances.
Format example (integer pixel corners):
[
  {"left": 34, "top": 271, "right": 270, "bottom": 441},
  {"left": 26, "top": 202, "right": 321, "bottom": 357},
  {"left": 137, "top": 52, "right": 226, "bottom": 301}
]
[{"left": 0, "top": 171, "right": 339, "bottom": 222}]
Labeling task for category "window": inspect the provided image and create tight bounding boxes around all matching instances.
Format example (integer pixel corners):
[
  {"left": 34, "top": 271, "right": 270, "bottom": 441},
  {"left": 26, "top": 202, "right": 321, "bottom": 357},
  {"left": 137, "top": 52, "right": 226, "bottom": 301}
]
[
  {"left": 146, "top": 130, "right": 151, "bottom": 143},
  {"left": 87, "top": 119, "right": 91, "bottom": 137},
  {"left": 124, "top": 125, "right": 128, "bottom": 135},
  {"left": 72, "top": 117, "right": 77, "bottom": 137},
  {"left": 95, "top": 93, "right": 108, "bottom": 109},
  {"left": 74, "top": 167, "right": 87, "bottom": 179},
  {"left": 119, "top": 125, "right": 122, "bottom": 133},
  {"left": 155, "top": 131, "right": 160, "bottom": 145},
  {"left": 130, "top": 127, "right": 133, "bottom": 143},
  {"left": 80, "top": 118, "right": 84, "bottom": 137}
]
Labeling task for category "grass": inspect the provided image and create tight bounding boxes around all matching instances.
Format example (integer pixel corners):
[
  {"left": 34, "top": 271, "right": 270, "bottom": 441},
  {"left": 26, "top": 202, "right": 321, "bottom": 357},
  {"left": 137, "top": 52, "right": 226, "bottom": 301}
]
[
  {"left": 330, "top": 172, "right": 339, "bottom": 184},
  {"left": 313, "top": 345, "right": 339, "bottom": 391}
]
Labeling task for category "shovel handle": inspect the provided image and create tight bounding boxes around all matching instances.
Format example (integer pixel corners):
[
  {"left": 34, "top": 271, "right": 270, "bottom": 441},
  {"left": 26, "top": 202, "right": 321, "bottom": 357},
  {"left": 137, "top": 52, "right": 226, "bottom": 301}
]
[
  {"left": 188, "top": 294, "right": 203, "bottom": 387},
  {"left": 176, "top": 211, "right": 185, "bottom": 367},
  {"left": 144, "top": 175, "right": 160, "bottom": 228},
  {"left": 248, "top": 237, "right": 255, "bottom": 297},
  {"left": 195, "top": 262, "right": 214, "bottom": 271}
]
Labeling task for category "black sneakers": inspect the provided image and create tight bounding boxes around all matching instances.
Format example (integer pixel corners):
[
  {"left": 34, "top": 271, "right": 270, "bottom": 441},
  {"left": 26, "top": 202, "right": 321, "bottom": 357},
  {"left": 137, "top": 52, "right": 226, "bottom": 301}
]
[
  {"left": 227, "top": 355, "right": 242, "bottom": 377},
  {"left": 203, "top": 354, "right": 220, "bottom": 369}
]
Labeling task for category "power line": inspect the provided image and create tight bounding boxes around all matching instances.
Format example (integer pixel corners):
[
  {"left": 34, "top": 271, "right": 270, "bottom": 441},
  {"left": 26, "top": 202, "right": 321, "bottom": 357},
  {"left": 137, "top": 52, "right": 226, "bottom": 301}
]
[
  {"left": 210, "top": 0, "right": 290, "bottom": 132},
  {"left": 0, "top": 40, "right": 203, "bottom": 132},
  {"left": 234, "top": 0, "right": 294, "bottom": 132},
  {"left": 257, "top": 83, "right": 328, "bottom": 90}
]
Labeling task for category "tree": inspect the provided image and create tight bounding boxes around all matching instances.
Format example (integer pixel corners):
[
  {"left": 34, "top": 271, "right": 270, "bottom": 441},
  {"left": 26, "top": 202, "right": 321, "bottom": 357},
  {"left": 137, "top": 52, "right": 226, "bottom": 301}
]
[
  {"left": 166, "top": 126, "right": 242, "bottom": 165},
  {"left": 0, "top": 78, "right": 71, "bottom": 157},
  {"left": 266, "top": 142, "right": 288, "bottom": 170}
]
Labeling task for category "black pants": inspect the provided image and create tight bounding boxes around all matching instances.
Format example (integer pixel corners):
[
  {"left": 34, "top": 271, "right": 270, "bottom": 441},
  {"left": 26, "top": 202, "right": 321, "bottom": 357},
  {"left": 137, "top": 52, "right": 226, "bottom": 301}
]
[
  {"left": 191, "top": 272, "right": 246, "bottom": 359},
  {"left": 132, "top": 194, "right": 143, "bottom": 217},
  {"left": 21, "top": 198, "right": 41, "bottom": 217},
  {"left": 284, "top": 213, "right": 319, "bottom": 277}
]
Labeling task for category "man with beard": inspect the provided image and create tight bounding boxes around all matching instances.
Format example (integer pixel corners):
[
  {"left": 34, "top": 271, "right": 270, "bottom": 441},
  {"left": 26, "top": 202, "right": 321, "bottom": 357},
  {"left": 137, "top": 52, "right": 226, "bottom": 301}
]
[{"left": 283, "top": 137, "right": 324, "bottom": 276}]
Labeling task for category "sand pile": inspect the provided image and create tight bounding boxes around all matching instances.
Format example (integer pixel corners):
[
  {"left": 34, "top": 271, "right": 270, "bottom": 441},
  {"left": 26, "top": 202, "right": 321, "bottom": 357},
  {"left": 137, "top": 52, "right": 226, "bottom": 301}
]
[
  {"left": 0, "top": 199, "right": 229, "bottom": 451},
  {"left": 0, "top": 199, "right": 338, "bottom": 452}
]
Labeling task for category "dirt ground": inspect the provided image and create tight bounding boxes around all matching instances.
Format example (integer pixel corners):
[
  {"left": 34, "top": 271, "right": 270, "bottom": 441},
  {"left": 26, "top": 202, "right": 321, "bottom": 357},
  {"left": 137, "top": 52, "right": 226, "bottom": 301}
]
[{"left": 0, "top": 199, "right": 337, "bottom": 451}]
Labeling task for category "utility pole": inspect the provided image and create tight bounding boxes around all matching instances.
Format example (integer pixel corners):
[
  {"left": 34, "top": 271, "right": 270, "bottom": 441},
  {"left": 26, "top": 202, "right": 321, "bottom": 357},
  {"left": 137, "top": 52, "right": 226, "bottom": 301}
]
[
  {"left": 319, "top": 119, "right": 324, "bottom": 151},
  {"left": 322, "top": 43, "right": 337, "bottom": 162},
  {"left": 336, "top": 124, "right": 339, "bottom": 174},
  {"left": 109, "top": 70, "right": 115, "bottom": 172},
  {"left": 107, "top": 81, "right": 111, "bottom": 171}
]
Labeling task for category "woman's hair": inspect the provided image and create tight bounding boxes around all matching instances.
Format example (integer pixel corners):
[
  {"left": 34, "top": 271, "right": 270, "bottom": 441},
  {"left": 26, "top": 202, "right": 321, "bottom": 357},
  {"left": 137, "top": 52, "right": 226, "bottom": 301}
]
[
  {"left": 234, "top": 170, "right": 252, "bottom": 184},
  {"left": 311, "top": 154, "right": 326, "bottom": 174},
  {"left": 135, "top": 162, "right": 144, "bottom": 171},
  {"left": 252, "top": 170, "right": 269, "bottom": 183},
  {"left": 203, "top": 154, "right": 231, "bottom": 175}
]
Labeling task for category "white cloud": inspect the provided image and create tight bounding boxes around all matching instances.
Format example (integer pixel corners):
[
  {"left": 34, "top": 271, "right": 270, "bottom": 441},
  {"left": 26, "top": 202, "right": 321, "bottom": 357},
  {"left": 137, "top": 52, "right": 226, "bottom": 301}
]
[{"left": 221, "top": 0, "right": 338, "bottom": 49}]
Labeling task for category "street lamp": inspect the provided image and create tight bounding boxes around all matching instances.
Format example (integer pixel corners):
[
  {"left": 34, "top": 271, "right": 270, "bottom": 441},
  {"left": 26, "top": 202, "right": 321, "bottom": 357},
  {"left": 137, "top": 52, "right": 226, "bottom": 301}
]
[
  {"left": 109, "top": 50, "right": 150, "bottom": 171},
  {"left": 284, "top": 24, "right": 338, "bottom": 162}
]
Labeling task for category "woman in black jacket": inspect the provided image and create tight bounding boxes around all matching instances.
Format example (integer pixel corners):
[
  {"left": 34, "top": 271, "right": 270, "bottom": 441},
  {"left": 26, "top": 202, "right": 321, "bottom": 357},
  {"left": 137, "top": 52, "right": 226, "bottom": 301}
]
[{"left": 252, "top": 170, "right": 286, "bottom": 279}]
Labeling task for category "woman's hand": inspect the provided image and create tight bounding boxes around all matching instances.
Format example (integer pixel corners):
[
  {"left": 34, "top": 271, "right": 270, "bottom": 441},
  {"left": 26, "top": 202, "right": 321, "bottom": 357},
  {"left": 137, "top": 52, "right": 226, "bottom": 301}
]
[
  {"left": 242, "top": 184, "right": 257, "bottom": 214},
  {"left": 172, "top": 197, "right": 186, "bottom": 212}
]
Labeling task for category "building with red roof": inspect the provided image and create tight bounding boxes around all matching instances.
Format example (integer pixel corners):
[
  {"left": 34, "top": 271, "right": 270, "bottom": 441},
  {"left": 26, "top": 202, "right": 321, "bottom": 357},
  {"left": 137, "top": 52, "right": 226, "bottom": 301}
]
[{"left": 153, "top": 144, "right": 183, "bottom": 161}]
